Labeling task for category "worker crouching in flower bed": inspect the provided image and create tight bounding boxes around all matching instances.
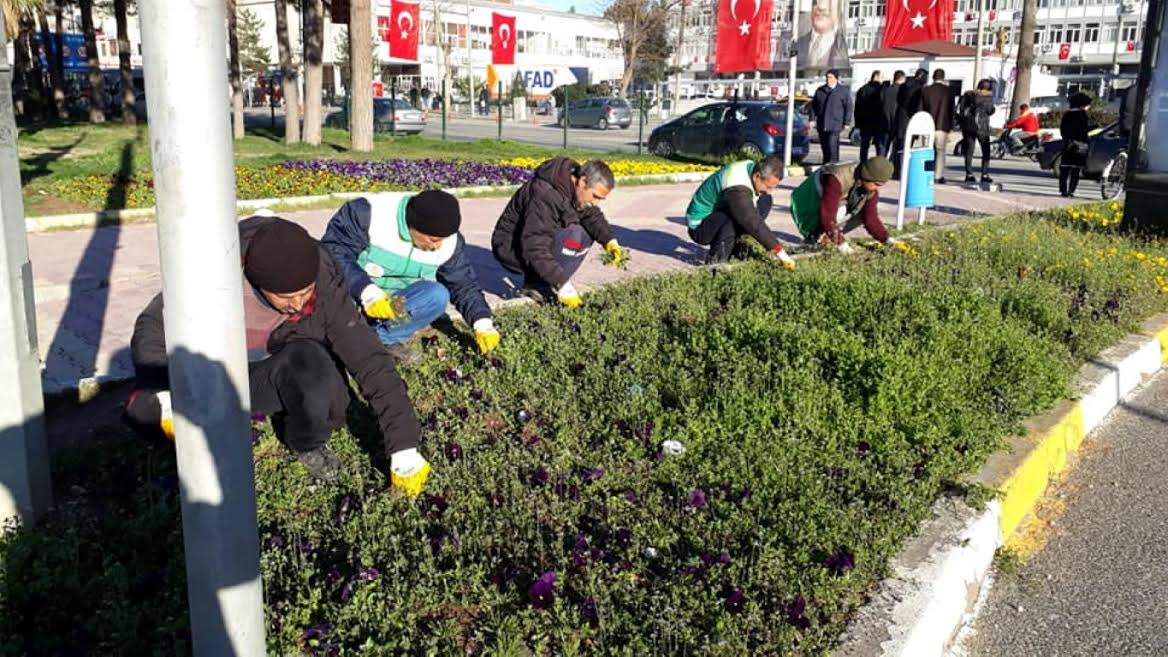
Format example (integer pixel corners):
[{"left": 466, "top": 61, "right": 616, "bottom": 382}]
[{"left": 790, "top": 156, "right": 910, "bottom": 254}]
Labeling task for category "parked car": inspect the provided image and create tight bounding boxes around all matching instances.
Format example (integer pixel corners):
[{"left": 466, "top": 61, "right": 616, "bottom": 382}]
[
  {"left": 647, "top": 101, "right": 812, "bottom": 162},
  {"left": 1038, "top": 121, "right": 1128, "bottom": 199},
  {"left": 558, "top": 97, "right": 633, "bottom": 130},
  {"left": 324, "top": 97, "right": 427, "bottom": 134}
]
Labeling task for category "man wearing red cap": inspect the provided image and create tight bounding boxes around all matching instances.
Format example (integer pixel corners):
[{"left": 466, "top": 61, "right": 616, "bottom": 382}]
[{"left": 124, "top": 214, "right": 431, "bottom": 495}]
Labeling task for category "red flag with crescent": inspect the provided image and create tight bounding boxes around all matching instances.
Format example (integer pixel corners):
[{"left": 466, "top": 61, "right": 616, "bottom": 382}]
[
  {"left": 882, "top": 0, "right": 953, "bottom": 49},
  {"left": 386, "top": 0, "right": 420, "bottom": 61},
  {"left": 492, "top": 13, "right": 517, "bottom": 65},
  {"left": 713, "top": 0, "right": 773, "bottom": 73}
]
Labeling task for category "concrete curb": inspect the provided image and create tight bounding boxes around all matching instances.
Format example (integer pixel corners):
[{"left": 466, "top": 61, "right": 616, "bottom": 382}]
[
  {"left": 23, "top": 171, "right": 717, "bottom": 233},
  {"left": 835, "top": 313, "right": 1168, "bottom": 657}
]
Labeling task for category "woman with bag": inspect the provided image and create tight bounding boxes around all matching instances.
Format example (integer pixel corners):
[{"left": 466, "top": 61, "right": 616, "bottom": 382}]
[
  {"left": 958, "top": 79, "right": 997, "bottom": 184},
  {"left": 1059, "top": 92, "right": 1094, "bottom": 198}
]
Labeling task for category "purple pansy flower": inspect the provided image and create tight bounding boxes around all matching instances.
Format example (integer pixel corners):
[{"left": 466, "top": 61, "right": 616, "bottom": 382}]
[
  {"left": 723, "top": 588, "right": 746, "bottom": 613},
  {"left": 615, "top": 527, "right": 632, "bottom": 549},
  {"left": 785, "top": 595, "right": 811, "bottom": 630},
  {"left": 530, "top": 467, "right": 550, "bottom": 486},
  {"left": 529, "top": 571, "right": 557, "bottom": 610},
  {"left": 824, "top": 546, "right": 855, "bottom": 575},
  {"left": 423, "top": 494, "right": 448, "bottom": 518},
  {"left": 444, "top": 442, "right": 463, "bottom": 461},
  {"left": 581, "top": 467, "right": 605, "bottom": 482},
  {"left": 687, "top": 488, "right": 708, "bottom": 509},
  {"left": 443, "top": 367, "right": 464, "bottom": 383},
  {"left": 581, "top": 596, "right": 600, "bottom": 628}
]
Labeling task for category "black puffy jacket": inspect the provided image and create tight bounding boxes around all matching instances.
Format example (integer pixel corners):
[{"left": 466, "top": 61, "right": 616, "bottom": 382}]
[{"left": 958, "top": 90, "right": 996, "bottom": 137}]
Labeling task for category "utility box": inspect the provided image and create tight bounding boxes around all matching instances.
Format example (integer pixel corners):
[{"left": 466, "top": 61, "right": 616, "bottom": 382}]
[{"left": 1122, "top": 0, "right": 1168, "bottom": 236}]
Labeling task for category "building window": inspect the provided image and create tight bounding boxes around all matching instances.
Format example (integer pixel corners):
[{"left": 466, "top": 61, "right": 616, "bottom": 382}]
[
  {"left": 1084, "top": 22, "right": 1099, "bottom": 42},
  {"left": 1034, "top": 26, "right": 1046, "bottom": 43},
  {"left": 1122, "top": 23, "right": 1138, "bottom": 41},
  {"left": 1065, "top": 24, "right": 1082, "bottom": 41},
  {"left": 1049, "top": 26, "right": 1063, "bottom": 42},
  {"left": 848, "top": 0, "right": 860, "bottom": 19}
]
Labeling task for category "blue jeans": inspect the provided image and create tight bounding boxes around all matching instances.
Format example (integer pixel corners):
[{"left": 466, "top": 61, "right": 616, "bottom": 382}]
[{"left": 372, "top": 281, "right": 450, "bottom": 345}]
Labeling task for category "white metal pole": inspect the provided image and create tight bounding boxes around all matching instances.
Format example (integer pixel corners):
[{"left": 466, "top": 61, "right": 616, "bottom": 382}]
[
  {"left": 784, "top": 0, "right": 798, "bottom": 167},
  {"left": 0, "top": 18, "right": 52, "bottom": 528},
  {"left": 138, "top": 2, "right": 265, "bottom": 655}
]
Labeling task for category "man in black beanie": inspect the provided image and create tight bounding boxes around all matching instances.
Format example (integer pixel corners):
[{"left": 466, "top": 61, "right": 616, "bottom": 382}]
[
  {"left": 125, "top": 214, "right": 432, "bottom": 495},
  {"left": 322, "top": 189, "right": 496, "bottom": 364}
]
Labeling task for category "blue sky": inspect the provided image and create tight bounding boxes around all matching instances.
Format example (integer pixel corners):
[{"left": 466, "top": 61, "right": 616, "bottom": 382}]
[{"left": 535, "top": 0, "right": 603, "bottom": 16}]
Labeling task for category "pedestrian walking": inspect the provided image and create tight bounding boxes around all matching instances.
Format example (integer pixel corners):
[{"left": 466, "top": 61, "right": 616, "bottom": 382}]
[
  {"left": 958, "top": 79, "right": 996, "bottom": 184},
  {"left": 1059, "top": 92, "right": 1094, "bottom": 198},
  {"left": 321, "top": 190, "right": 499, "bottom": 365},
  {"left": 491, "top": 158, "right": 627, "bottom": 308},
  {"left": 811, "top": 69, "right": 852, "bottom": 164},
  {"left": 683, "top": 156, "right": 795, "bottom": 267},
  {"left": 881, "top": 70, "right": 903, "bottom": 165},
  {"left": 894, "top": 69, "right": 927, "bottom": 179},
  {"left": 919, "top": 68, "right": 956, "bottom": 184},
  {"left": 854, "top": 71, "right": 889, "bottom": 163}
]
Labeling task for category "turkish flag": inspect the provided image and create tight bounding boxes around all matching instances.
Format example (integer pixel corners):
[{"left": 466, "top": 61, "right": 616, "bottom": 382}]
[
  {"left": 1127, "top": 40, "right": 1137, "bottom": 52},
  {"left": 492, "top": 13, "right": 516, "bottom": 65},
  {"left": 1058, "top": 42, "right": 1071, "bottom": 60},
  {"left": 883, "top": 0, "right": 954, "bottom": 49},
  {"left": 713, "top": 0, "right": 773, "bottom": 73},
  {"left": 386, "top": 0, "right": 420, "bottom": 61}
]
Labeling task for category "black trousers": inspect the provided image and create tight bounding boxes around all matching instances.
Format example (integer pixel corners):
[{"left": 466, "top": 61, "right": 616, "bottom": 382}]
[
  {"left": 1058, "top": 165, "right": 1081, "bottom": 196},
  {"left": 502, "top": 223, "right": 593, "bottom": 289},
  {"left": 859, "top": 130, "right": 889, "bottom": 163},
  {"left": 962, "top": 132, "right": 991, "bottom": 176},
  {"left": 126, "top": 340, "right": 350, "bottom": 453},
  {"left": 818, "top": 129, "right": 841, "bottom": 164},
  {"left": 688, "top": 195, "right": 774, "bottom": 264}
]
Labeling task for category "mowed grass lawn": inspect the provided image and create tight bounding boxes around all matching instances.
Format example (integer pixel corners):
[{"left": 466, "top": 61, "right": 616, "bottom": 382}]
[{"left": 17, "top": 121, "right": 668, "bottom": 216}]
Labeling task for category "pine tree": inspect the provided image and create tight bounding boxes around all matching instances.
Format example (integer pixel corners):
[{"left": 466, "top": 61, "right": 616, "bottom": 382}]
[{"left": 237, "top": 7, "right": 270, "bottom": 74}]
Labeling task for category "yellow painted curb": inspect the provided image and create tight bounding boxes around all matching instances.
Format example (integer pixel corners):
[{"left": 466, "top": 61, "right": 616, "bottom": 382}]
[
  {"left": 1156, "top": 325, "right": 1168, "bottom": 365},
  {"left": 997, "top": 402, "right": 1086, "bottom": 546}
]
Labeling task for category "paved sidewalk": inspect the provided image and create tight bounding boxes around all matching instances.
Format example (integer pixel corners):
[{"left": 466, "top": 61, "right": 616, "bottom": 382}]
[
  {"left": 30, "top": 178, "right": 1076, "bottom": 393},
  {"left": 955, "top": 370, "right": 1168, "bottom": 657}
]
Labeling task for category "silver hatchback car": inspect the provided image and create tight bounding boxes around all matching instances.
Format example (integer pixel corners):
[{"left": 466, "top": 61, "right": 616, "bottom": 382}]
[
  {"left": 324, "top": 97, "right": 427, "bottom": 135},
  {"left": 559, "top": 97, "right": 633, "bottom": 130}
]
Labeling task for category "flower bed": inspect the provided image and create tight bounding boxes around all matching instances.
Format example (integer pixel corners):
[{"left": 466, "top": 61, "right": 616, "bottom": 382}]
[
  {"left": 50, "top": 158, "right": 714, "bottom": 210},
  {"left": 3, "top": 206, "right": 1166, "bottom": 656}
]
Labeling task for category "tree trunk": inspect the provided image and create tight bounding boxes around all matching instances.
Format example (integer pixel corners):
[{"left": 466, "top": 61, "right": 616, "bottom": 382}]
[
  {"left": 274, "top": 0, "right": 301, "bottom": 143},
  {"left": 78, "top": 0, "right": 105, "bottom": 123},
  {"left": 114, "top": 0, "right": 135, "bottom": 125},
  {"left": 349, "top": 0, "right": 373, "bottom": 151},
  {"left": 433, "top": 0, "right": 450, "bottom": 123},
  {"left": 1009, "top": 0, "right": 1038, "bottom": 122},
  {"left": 13, "top": 13, "right": 41, "bottom": 118},
  {"left": 45, "top": 4, "right": 66, "bottom": 120},
  {"left": 226, "top": 0, "right": 245, "bottom": 138},
  {"left": 302, "top": 0, "right": 324, "bottom": 145},
  {"left": 617, "top": 12, "right": 639, "bottom": 97}
]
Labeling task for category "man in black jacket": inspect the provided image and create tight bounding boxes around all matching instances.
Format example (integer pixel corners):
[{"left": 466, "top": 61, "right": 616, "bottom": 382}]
[
  {"left": 811, "top": 69, "right": 852, "bottom": 163},
  {"left": 492, "top": 157, "right": 626, "bottom": 308},
  {"left": 894, "top": 69, "right": 927, "bottom": 178},
  {"left": 124, "top": 216, "right": 431, "bottom": 495},
  {"left": 854, "top": 70, "right": 888, "bottom": 163},
  {"left": 919, "top": 68, "right": 956, "bottom": 184},
  {"left": 883, "top": 70, "right": 905, "bottom": 168}
]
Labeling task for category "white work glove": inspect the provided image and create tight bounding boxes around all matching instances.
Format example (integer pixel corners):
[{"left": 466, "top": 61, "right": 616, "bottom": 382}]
[
  {"left": 556, "top": 282, "right": 583, "bottom": 309},
  {"left": 837, "top": 241, "right": 857, "bottom": 256},
  {"left": 774, "top": 248, "right": 796, "bottom": 270},
  {"left": 390, "top": 447, "right": 431, "bottom": 498}
]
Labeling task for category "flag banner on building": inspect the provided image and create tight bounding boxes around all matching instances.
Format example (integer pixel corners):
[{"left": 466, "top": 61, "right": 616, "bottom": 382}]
[
  {"left": 384, "top": 0, "right": 420, "bottom": 60},
  {"left": 795, "top": 0, "right": 850, "bottom": 72},
  {"left": 492, "top": 12, "right": 517, "bottom": 65},
  {"left": 882, "top": 0, "right": 954, "bottom": 49},
  {"left": 714, "top": 0, "right": 774, "bottom": 73}
]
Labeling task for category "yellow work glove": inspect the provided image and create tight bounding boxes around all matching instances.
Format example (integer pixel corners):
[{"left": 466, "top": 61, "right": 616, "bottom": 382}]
[
  {"left": 772, "top": 246, "right": 796, "bottom": 271},
  {"left": 157, "top": 390, "right": 175, "bottom": 441},
  {"left": 887, "top": 238, "right": 917, "bottom": 255},
  {"left": 390, "top": 448, "right": 431, "bottom": 498},
  {"left": 360, "top": 284, "right": 399, "bottom": 321},
  {"left": 604, "top": 239, "right": 627, "bottom": 267},
  {"left": 473, "top": 318, "right": 501, "bottom": 354},
  {"left": 556, "top": 282, "right": 583, "bottom": 309}
]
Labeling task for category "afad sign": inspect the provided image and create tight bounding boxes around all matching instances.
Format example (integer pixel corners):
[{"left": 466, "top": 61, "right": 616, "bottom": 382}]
[{"left": 520, "top": 68, "right": 578, "bottom": 94}]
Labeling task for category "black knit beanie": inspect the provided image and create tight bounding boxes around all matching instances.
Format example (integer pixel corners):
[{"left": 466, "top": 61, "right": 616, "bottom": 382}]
[
  {"left": 405, "top": 190, "right": 461, "bottom": 238},
  {"left": 243, "top": 218, "right": 320, "bottom": 293}
]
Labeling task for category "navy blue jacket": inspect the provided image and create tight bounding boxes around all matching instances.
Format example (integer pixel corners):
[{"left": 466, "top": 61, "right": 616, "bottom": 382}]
[
  {"left": 321, "top": 198, "right": 493, "bottom": 325},
  {"left": 812, "top": 83, "right": 852, "bottom": 133}
]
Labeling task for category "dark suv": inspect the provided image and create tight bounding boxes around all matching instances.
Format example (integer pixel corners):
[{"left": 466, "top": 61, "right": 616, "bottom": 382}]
[
  {"left": 648, "top": 101, "right": 811, "bottom": 161},
  {"left": 558, "top": 97, "right": 633, "bottom": 130}
]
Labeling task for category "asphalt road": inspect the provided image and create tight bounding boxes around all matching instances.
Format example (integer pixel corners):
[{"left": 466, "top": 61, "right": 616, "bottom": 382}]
[
  {"left": 244, "top": 107, "right": 1088, "bottom": 200},
  {"left": 955, "top": 370, "right": 1168, "bottom": 657}
]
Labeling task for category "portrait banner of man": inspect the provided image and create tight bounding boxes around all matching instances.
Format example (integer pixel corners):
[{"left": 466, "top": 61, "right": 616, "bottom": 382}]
[{"left": 795, "top": 0, "right": 851, "bottom": 73}]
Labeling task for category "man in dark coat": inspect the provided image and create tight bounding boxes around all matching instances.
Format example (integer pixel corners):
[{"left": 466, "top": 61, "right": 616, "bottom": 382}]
[
  {"left": 811, "top": 69, "right": 852, "bottom": 164},
  {"left": 883, "top": 70, "right": 905, "bottom": 168},
  {"left": 919, "top": 68, "right": 956, "bottom": 183},
  {"left": 894, "top": 69, "right": 927, "bottom": 178},
  {"left": 124, "top": 215, "right": 431, "bottom": 495},
  {"left": 492, "top": 157, "right": 626, "bottom": 308},
  {"left": 853, "top": 70, "right": 888, "bottom": 163}
]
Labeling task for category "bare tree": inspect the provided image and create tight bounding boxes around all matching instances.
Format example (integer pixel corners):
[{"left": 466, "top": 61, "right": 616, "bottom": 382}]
[
  {"left": 227, "top": 0, "right": 244, "bottom": 138},
  {"left": 78, "top": 0, "right": 104, "bottom": 122},
  {"left": 113, "top": 0, "right": 134, "bottom": 124},
  {"left": 302, "top": 0, "right": 324, "bottom": 145},
  {"left": 349, "top": 0, "right": 373, "bottom": 151},
  {"left": 274, "top": 0, "right": 301, "bottom": 142},
  {"left": 1009, "top": 0, "right": 1038, "bottom": 121},
  {"left": 606, "top": 0, "right": 676, "bottom": 97}
]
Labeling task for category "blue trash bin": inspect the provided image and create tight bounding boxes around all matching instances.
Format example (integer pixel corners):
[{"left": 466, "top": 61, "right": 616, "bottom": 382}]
[{"left": 906, "top": 148, "right": 935, "bottom": 209}]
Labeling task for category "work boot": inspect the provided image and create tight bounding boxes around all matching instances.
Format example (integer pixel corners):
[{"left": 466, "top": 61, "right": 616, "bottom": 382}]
[
  {"left": 385, "top": 342, "right": 423, "bottom": 366},
  {"left": 980, "top": 174, "right": 994, "bottom": 184},
  {"left": 705, "top": 238, "right": 735, "bottom": 265},
  {"left": 964, "top": 174, "right": 977, "bottom": 183},
  {"left": 518, "top": 282, "right": 554, "bottom": 304},
  {"left": 296, "top": 445, "right": 345, "bottom": 482}
]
